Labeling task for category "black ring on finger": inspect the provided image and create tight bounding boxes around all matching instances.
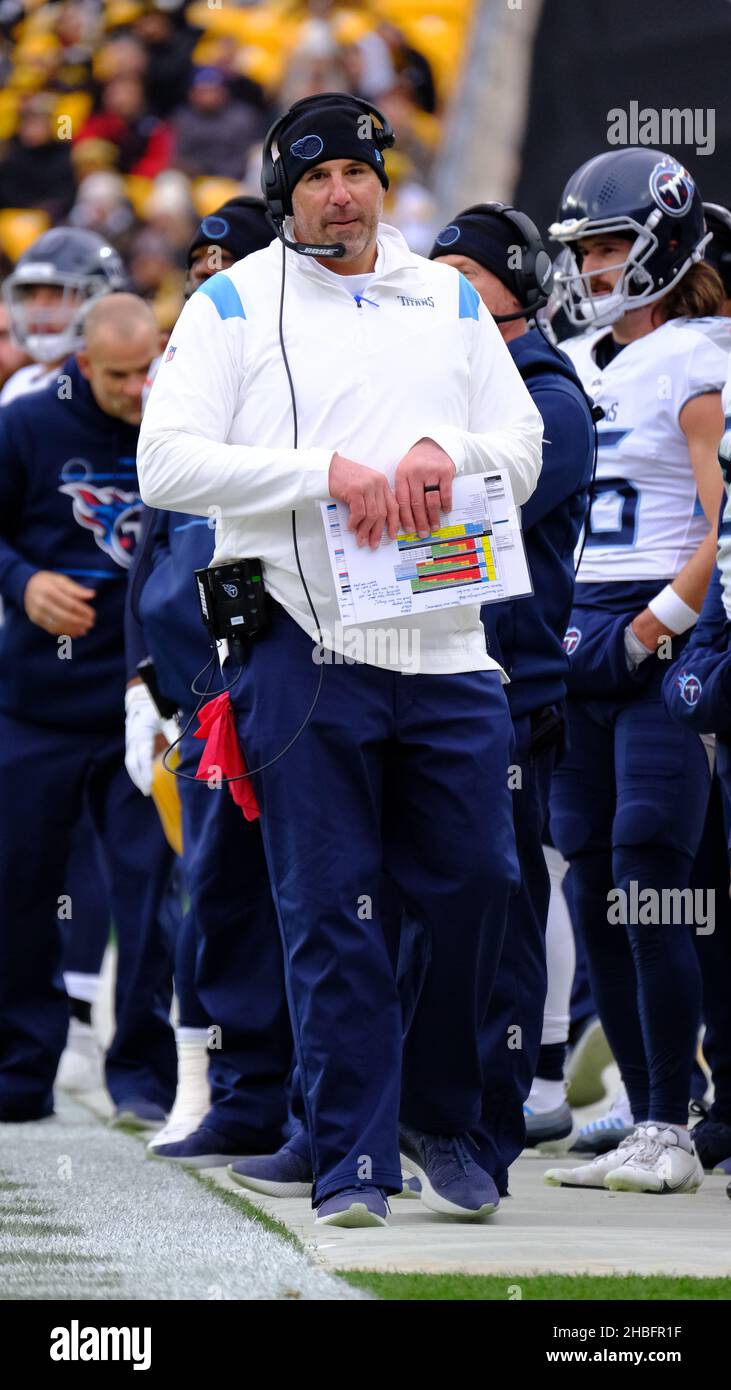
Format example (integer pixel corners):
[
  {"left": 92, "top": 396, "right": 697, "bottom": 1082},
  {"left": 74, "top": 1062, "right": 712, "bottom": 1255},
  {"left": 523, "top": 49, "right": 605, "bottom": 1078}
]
[{"left": 424, "top": 484, "right": 440, "bottom": 493}]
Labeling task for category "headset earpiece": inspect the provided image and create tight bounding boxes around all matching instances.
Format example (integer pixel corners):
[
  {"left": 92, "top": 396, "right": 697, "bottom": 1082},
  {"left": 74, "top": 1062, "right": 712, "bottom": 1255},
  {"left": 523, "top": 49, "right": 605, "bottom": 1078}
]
[{"left": 458, "top": 201, "right": 554, "bottom": 314}]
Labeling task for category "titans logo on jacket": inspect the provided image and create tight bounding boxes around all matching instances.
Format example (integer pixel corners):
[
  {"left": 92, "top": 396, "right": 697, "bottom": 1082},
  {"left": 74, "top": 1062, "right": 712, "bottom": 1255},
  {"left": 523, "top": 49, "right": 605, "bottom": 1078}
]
[{"left": 58, "top": 458, "right": 142, "bottom": 570}]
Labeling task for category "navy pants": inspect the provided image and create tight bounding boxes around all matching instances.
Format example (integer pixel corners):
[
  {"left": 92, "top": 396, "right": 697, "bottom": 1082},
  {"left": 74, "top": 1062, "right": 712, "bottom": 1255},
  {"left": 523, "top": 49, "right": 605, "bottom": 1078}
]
[
  {"left": 691, "top": 773, "right": 731, "bottom": 1122},
  {"left": 550, "top": 666, "right": 710, "bottom": 1125},
  {"left": 228, "top": 605, "right": 519, "bottom": 1204},
  {"left": 0, "top": 710, "right": 177, "bottom": 1119},
  {"left": 475, "top": 714, "right": 556, "bottom": 1190},
  {"left": 175, "top": 722, "right": 292, "bottom": 1149},
  {"left": 61, "top": 809, "right": 110, "bottom": 981}
]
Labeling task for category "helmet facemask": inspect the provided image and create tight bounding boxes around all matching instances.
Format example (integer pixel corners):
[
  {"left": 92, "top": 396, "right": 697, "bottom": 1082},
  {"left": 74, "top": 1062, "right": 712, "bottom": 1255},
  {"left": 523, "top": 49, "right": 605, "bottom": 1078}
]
[
  {"left": 2, "top": 269, "right": 111, "bottom": 364},
  {"left": 550, "top": 210, "right": 710, "bottom": 329}
]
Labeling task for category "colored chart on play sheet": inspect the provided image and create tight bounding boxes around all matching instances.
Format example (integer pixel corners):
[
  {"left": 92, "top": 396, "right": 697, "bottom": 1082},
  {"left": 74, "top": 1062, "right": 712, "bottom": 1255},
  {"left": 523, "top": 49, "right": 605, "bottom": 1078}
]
[
  {"left": 395, "top": 521, "right": 497, "bottom": 594},
  {"left": 321, "top": 470, "right": 533, "bottom": 625}
]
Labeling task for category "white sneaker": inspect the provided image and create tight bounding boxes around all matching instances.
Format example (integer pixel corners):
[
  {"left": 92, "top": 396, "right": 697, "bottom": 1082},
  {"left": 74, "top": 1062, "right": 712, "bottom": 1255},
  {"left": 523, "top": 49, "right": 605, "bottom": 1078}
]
[
  {"left": 544, "top": 1129, "right": 645, "bottom": 1188},
  {"left": 147, "top": 1034, "right": 210, "bottom": 1150},
  {"left": 56, "top": 1018, "right": 105, "bottom": 1093},
  {"left": 604, "top": 1124, "right": 704, "bottom": 1194}
]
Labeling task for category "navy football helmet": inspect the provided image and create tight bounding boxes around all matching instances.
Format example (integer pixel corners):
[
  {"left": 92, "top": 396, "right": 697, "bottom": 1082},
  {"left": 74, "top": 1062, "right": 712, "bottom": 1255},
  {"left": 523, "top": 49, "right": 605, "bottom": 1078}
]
[
  {"left": 3, "top": 228, "right": 127, "bottom": 363},
  {"left": 549, "top": 148, "right": 710, "bottom": 328},
  {"left": 703, "top": 202, "right": 731, "bottom": 297}
]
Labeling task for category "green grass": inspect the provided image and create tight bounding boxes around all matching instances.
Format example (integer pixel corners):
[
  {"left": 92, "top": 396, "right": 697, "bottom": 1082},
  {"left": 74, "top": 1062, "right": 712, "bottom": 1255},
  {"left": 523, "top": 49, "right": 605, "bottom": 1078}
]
[
  {"left": 187, "top": 1169, "right": 304, "bottom": 1252},
  {"left": 336, "top": 1272, "right": 731, "bottom": 1301}
]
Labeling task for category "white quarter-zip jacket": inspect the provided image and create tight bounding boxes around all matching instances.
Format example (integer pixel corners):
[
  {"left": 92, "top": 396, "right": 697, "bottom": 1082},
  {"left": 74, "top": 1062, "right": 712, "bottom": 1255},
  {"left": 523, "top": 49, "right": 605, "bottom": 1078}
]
[{"left": 137, "top": 222, "right": 543, "bottom": 674}]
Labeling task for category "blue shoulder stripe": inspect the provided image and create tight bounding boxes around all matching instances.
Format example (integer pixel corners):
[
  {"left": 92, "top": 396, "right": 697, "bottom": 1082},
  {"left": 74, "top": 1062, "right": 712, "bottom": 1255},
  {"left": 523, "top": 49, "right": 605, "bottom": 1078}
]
[
  {"left": 196, "top": 274, "right": 245, "bottom": 320},
  {"left": 458, "top": 274, "right": 480, "bottom": 321}
]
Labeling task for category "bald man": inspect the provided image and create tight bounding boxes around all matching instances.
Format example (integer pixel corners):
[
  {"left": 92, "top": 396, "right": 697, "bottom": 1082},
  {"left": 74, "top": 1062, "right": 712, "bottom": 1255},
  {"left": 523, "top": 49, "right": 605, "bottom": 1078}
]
[{"left": 0, "top": 293, "right": 178, "bottom": 1125}]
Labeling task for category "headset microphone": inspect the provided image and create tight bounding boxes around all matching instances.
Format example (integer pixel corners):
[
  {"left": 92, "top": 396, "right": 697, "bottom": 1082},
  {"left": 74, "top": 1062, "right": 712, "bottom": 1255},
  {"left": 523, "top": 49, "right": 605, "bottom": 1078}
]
[{"left": 264, "top": 211, "right": 345, "bottom": 259}]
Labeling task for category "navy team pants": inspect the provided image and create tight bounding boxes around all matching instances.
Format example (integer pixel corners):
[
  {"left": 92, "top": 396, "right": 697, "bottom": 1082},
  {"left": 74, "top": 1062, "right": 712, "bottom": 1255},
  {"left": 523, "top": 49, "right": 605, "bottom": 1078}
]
[
  {"left": 0, "top": 710, "right": 177, "bottom": 1119},
  {"left": 61, "top": 810, "right": 111, "bottom": 983},
  {"left": 691, "top": 773, "right": 731, "bottom": 1123},
  {"left": 550, "top": 667, "right": 710, "bottom": 1125},
  {"left": 228, "top": 604, "right": 519, "bottom": 1205},
  {"left": 474, "top": 713, "right": 556, "bottom": 1191},
  {"left": 175, "top": 722, "right": 291, "bottom": 1150}
]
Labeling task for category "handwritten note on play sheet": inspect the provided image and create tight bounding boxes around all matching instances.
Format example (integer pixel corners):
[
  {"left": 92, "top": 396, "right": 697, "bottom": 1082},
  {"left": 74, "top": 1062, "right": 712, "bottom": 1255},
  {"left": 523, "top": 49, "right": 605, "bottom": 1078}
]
[{"left": 321, "top": 470, "right": 533, "bottom": 626}]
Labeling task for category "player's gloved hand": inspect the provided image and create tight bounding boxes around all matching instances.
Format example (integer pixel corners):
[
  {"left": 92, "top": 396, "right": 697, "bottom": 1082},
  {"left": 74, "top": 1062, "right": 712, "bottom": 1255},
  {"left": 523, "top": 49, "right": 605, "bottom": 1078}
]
[
  {"left": 328, "top": 452, "right": 400, "bottom": 549},
  {"left": 623, "top": 622, "right": 654, "bottom": 672},
  {"left": 23, "top": 570, "right": 96, "bottom": 637},
  {"left": 125, "top": 681, "right": 167, "bottom": 796},
  {"left": 394, "top": 437, "right": 456, "bottom": 538}
]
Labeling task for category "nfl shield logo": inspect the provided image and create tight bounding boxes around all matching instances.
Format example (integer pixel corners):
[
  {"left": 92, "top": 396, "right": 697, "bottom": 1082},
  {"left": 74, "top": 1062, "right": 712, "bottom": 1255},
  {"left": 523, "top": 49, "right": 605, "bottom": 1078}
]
[{"left": 165, "top": 345, "right": 177, "bottom": 363}]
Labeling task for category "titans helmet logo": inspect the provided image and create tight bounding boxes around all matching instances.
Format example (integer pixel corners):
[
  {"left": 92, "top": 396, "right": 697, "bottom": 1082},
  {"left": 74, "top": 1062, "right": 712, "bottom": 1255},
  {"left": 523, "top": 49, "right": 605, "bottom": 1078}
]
[
  {"left": 676, "top": 671, "right": 702, "bottom": 707},
  {"left": 58, "top": 458, "right": 142, "bottom": 570},
  {"left": 649, "top": 158, "right": 694, "bottom": 218}
]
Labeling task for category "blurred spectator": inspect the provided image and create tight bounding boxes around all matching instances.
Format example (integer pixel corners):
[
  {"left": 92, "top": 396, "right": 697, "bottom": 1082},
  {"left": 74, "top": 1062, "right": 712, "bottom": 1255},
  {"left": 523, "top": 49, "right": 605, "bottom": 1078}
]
[
  {"left": 93, "top": 34, "right": 149, "bottom": 88},
  {"left": 127, "top": 224, "right": 185, "bottom": 339},
  {"left": 52, "top": 2, "right": 98, "bottom": 95},
  {"left": 133, "top": 3, "right": 200, "bottom": 119},
  {"left": 196, "top": 37, "right": 271, "bottom": 116},
  {"left": 75, "top": 74, "right": 172, "bottom": 177},
  {"left": 144, "top": 170, "right": 196, "bottom": 258},
  {"left": 0, "top": 95, "right": 74, "bottom": 222},
  {"left": 170, "top": 68, "right": 265, "bottom": 181},
  {"left": 0, "top": 299, "right": 30, "bottom": 389},
  {"left": 68, "top": 169, "right": 138, "bottom": 257},
  {"left": 377, "top": 22, "right": 437, "bottom": 114}
]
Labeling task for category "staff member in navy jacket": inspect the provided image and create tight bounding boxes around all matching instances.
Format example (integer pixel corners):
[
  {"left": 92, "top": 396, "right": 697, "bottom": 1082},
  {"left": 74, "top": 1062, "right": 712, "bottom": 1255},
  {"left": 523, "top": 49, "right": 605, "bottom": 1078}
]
[
  {"left": 431, "top": 204, "right": 594, "bottom": 1192},
  {"left": 0, "top": 293, "right": 177, "bottom": 1125},
  {"left": 124, "top": 198, "right": 293, "bottom": 1165}
]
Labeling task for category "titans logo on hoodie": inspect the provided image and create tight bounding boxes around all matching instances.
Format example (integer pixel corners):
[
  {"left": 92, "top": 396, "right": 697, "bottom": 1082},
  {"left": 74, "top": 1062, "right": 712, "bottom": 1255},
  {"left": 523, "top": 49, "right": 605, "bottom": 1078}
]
[{"left": 0, "top": 357, "right": 143, "bottom": 733}]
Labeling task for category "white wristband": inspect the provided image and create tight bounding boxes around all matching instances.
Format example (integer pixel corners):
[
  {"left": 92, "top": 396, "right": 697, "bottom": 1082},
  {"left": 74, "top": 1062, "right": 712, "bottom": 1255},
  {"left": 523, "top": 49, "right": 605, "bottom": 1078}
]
[{"left": 647, "top": 584, "right": 699, "bottom": 635}]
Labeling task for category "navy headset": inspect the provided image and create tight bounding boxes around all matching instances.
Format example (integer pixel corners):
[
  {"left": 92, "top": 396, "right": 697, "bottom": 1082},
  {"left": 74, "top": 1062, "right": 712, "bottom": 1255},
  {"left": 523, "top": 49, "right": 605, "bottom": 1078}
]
[{"left": 457, "top": 202, "right": 554, "bottom": 322}]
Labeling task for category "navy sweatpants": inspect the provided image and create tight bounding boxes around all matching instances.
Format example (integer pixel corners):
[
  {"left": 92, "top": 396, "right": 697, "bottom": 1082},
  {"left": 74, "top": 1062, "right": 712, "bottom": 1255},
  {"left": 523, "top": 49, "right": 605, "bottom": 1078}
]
[
  {"left": 175, "top": 722, "right": 292, "bottom": 1149},
  {"left": 0, "top": 710, "right": 177, "bottom": 1118},
  {"left": 228, "top": 604, "right": 519, "bottom": 1205},
  {"left": 475, "top": 714, "right": 556, "bottom": 1190},
  {"left": 550, "top": 666, "right": 710, "bottom": 1125}
]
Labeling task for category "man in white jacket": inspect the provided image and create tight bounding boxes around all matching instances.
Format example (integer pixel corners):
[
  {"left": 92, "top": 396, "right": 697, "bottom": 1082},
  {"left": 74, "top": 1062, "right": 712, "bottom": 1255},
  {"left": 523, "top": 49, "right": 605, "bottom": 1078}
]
[{"left": 138, "top": 93, "right": 543, "bottom": 1228}]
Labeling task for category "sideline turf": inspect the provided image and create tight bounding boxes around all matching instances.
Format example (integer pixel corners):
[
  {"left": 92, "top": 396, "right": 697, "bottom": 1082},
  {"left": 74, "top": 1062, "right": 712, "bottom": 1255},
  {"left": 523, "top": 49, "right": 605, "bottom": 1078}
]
[{"left": 336, "top": 1272, "right": 731, "bottom": 1301}]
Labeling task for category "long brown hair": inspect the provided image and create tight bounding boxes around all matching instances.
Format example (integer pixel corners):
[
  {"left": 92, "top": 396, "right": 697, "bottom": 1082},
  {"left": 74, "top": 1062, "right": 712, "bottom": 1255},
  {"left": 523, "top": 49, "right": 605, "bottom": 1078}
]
[{"left": 653, "top": 261, "right": 724, "bottom": 323}]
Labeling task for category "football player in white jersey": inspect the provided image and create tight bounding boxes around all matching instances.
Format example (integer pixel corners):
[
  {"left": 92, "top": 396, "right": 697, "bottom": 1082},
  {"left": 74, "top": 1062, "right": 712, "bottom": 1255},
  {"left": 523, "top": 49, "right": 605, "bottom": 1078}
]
[{"left": 542, "top": 149, "right": 727, "bottom": 1195}]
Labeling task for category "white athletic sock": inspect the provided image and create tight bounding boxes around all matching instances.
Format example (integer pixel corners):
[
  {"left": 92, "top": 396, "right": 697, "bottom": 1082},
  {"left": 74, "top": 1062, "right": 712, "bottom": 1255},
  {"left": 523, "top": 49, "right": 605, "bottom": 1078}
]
[
  {"left": 63, "top": 972, "right": 101, "bottom": 1005},
  {"left": 526, "top": 1076, "right": 566, "bottom": 1113},
  {"left": 646, "top": 1122, "right": 692, "bottom": 1151},
  {"left": 541, "top": 846, "right": 576, "bottom": 1046},
  {"left": 170, "top": 1031, "right": 210, "bottom": 1121}
]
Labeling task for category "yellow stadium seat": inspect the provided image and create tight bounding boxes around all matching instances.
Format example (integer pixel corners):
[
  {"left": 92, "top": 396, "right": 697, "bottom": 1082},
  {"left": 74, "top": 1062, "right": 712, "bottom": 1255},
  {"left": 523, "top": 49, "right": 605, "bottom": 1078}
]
[
  {"left": 192, "top": 177, "right": 243, "bottom": 218},
  {"left": 151, "top": 749, "right": 183, "bottom": 857},
  {"left": 122, "top": 174, "right": 155, "bottom": 218},
  {"left": 0, "top": 88, "right": 19, "bottom": 141},
  {"left": 0, "top": 209, "right": 51, "bottom": 263},
  {"left": 52, "top": 90, "right": 93, "bottom": 137}
]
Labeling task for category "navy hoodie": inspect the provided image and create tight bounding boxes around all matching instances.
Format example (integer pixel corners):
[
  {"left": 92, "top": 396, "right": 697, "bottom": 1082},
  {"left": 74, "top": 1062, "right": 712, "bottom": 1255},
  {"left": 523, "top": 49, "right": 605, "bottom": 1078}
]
[
  {"left": 0, "top": 357, "right": 142, "bottom": 733},
  {"left": 481, "top": 328, "right": 594, "bottom": 719},
  {"left": 125, "top": 507, "right": 214, "bottom": 716}
]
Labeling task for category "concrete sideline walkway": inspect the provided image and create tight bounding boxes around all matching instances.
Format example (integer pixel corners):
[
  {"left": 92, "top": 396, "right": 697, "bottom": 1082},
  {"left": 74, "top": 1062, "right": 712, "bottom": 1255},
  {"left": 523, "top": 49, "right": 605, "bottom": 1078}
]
[{"left": 205, "top": 1154, "right": 731, "bottom": 1279}]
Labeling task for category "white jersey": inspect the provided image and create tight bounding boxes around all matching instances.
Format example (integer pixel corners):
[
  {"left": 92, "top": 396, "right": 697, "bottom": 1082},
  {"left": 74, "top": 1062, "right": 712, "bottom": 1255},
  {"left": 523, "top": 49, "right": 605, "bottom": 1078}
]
[
  {"left": 0, "top": 361, "right": 58, "bottom": 405},
  {"left": 566, "top": 319, "right": 727, "bottom": 584}
]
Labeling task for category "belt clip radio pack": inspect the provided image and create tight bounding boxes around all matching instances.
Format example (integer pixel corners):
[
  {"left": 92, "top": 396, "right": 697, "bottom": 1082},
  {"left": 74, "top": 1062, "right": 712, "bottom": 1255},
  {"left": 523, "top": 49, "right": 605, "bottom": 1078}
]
[{"left": 195, "top": 558, "right": 270, "bottom": 642}]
